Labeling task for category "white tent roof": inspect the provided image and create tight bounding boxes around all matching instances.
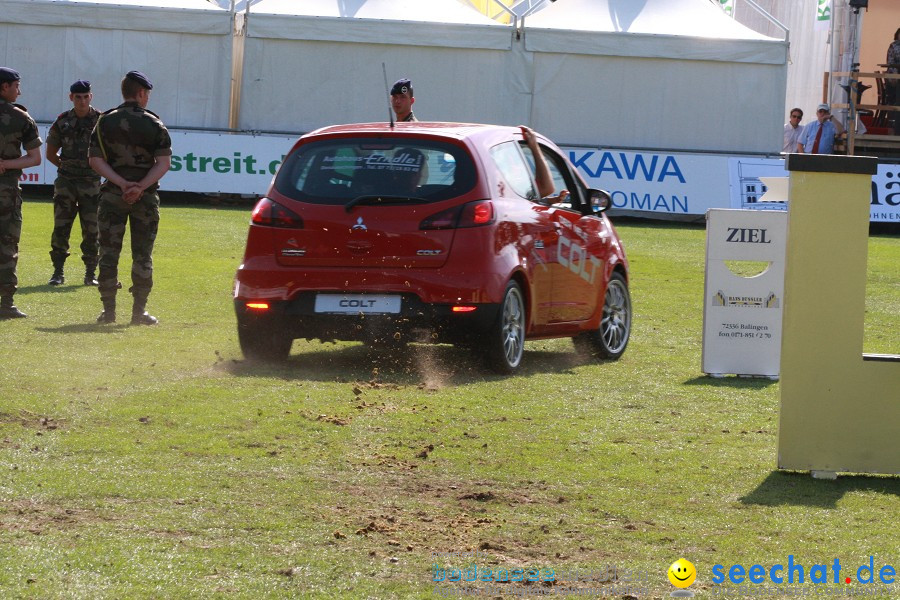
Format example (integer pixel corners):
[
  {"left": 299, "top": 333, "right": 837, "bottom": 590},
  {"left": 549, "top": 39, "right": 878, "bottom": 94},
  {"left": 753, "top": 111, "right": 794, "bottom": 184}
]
[
  {"left": 525, "top": 0, "right": 787, "bottom": 65},
  {"left": 526, "top": 0, "right": 772, "bottom": 39},
  {"left": 249, "top": 0, "right": 501, "bottom": 25},
  {"left": 246, "top": 0, "right": 510, "bottom": 50},
  {"left": 522, "top": 0, "right": 788, "bottom": 152}
]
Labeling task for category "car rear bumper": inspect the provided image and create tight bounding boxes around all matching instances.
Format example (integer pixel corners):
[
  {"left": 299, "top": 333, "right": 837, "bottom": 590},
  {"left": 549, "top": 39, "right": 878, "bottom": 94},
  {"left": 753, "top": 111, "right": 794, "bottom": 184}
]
[
  {"left": 235, "top": 257, "right": 512, "bottom": 305},
  {"left": 234, "top": 294, "right": 501, "bottom": 344}
]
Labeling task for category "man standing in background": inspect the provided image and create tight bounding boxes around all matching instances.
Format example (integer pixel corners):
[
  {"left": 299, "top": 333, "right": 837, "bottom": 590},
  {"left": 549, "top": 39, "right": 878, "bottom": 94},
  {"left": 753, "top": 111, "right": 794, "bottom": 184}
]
[
  {"left": 46, "top": 80, "right": 101, "bottom": 286},
  {"left": 796, "top": 104, "right": 844, "bottom": 154},
  {"left": 89, "top": 71, "right": 171, "bottom": 326},
  {"left": 390, "top": 78, "right": 418, "bottom": 122},
  {"left": 0, "top": 67, "right": 42, "bottom": 319},
  {"left": 782, "top": 108, "right": 804, "bottom": 154}
]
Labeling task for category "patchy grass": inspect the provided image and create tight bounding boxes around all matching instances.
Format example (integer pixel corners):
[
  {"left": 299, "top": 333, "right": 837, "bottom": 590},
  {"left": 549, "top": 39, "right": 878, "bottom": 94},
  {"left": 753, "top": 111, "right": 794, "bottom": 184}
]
[{"left": 0, "top": 199, "right": 897, "bottom": 599}]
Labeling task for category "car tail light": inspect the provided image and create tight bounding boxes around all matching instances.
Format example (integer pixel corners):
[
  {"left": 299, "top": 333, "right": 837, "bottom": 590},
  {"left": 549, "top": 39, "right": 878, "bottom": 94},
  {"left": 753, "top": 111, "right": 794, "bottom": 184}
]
[
  {"left": 246, "top": 301, "right": 270, "bottom": 311},
  {"left": 251, "top": 197, "right": 303, "bottom": 228},
  {"left": 419, "top": 200, "right": 493, "bottom": 230},
  {"left": 419, "top": 206, "right": 462, "bottom": 230},
  {"left": 452, "top": 306, "right": 477, "bottom": 313},
  {"left": 459, "top": 201, "right": 494, "bottom": 227}
]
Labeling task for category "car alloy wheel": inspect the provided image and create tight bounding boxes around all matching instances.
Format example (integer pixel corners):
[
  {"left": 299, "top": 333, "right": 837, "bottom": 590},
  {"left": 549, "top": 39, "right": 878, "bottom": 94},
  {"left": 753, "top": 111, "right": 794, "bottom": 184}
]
[
  {"left": 601, "top": 273, "right": 631, "bottom": 357},
  {"left": 574, "top": 271, "right": 631, "bottom": 360},
  {"left": 485, "top": 281, "right": 526, "bottom": 373}
]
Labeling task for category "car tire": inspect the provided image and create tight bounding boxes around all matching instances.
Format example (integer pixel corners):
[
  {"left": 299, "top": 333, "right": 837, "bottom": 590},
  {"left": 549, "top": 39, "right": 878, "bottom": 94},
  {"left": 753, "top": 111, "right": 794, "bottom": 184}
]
[
  {"left": 484, "top": 280, "right": 526, "bottom": 374},
  {"left": 238, "top": 320, "right": 293, "bottom": 361},
  {"left": 574, "top": 271, "right": 631, "bottom": 360}
]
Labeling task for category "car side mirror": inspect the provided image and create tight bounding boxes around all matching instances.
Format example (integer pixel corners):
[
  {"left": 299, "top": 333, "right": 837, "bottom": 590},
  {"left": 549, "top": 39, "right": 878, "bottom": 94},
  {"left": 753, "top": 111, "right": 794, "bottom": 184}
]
[{"left": 588, "top": 188, "right": 612, "bottom": 213}]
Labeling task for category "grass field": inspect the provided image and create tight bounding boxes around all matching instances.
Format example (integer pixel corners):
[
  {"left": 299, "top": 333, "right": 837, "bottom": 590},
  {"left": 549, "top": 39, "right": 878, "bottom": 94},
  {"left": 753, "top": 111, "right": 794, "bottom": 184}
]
[{"left": 0, "top": 197, "right": 897, "bottom": 599}]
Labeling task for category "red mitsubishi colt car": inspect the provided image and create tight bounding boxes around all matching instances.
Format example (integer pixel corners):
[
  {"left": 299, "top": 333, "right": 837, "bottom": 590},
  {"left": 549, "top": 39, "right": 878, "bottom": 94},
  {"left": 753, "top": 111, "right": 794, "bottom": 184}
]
[{"left": 234, "top": 123, "right": 631, "bottom": 373}]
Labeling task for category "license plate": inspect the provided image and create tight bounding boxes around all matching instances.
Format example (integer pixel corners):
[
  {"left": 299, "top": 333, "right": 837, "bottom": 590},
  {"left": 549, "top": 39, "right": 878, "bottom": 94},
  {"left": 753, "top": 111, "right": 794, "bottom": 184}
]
[{"left": 314, "top": 294, "right": 402, "bottom": 314}]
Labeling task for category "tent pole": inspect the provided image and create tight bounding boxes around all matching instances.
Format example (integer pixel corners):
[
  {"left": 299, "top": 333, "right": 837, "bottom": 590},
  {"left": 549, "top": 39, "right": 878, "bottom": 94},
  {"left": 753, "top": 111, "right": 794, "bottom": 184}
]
[
  {"left": 827, "top": 0, "right": 838, "bottom": 106},
  {"left": 228, "top": 4, "right": 246, "bottom": 130}
]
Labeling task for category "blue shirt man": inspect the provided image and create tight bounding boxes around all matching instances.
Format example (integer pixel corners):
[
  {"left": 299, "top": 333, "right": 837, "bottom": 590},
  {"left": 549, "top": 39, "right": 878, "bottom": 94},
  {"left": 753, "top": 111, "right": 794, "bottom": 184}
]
[{"left": 797, "top": 104, "right": 845, "bottom": 154}]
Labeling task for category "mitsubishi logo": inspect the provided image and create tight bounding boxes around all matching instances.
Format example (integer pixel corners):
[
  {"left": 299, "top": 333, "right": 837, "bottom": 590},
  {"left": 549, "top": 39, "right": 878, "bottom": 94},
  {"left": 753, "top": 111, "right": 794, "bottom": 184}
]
[{"left": 351, "top": 217, "right": 367, "bottom": 231}]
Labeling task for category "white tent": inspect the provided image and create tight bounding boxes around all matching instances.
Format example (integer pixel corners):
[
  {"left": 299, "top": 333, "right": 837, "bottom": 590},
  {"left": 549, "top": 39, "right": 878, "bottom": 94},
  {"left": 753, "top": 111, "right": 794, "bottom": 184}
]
[
  {"left": 246, "top": 0, "right": 505, "bottom": 23},
  {"left": 523, "top": 0, "right": 789, "bottom": 153},
  {"left": 0, "top": 0, "right": 233, "bottom": 128},
  {"left": 238, "top": 0, "right": 519, "bottom": 132}
]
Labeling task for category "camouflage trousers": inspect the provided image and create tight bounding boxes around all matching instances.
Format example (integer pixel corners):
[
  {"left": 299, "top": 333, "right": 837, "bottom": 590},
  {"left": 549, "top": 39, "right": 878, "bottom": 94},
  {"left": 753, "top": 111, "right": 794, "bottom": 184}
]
[
  {"left": 97, "top": 186, "right": 160, "bottom": 305},
  {"left": 50, "top": 175, "right": 100, "bottom": 269},
  {"left": 0, "top": 179, "right": 23, "bottom": 297}
]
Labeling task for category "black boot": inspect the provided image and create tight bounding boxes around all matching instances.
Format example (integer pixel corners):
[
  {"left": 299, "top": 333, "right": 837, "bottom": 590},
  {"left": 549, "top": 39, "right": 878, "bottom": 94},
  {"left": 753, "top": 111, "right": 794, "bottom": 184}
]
[
  {"left": 0, "top": 296, "right": 27, "bottom": 319},
  {"left": 48, "top": 266, "right": 65, "bottom": 286},
  {"left": 84, "top": 267, "right": 98, "bottom": 286},
  {"left": 97, "top": 299, "right": 116, "bottom": 324},
  {"left": 131, "top": 300, "right": 158, "bottom": 326}
]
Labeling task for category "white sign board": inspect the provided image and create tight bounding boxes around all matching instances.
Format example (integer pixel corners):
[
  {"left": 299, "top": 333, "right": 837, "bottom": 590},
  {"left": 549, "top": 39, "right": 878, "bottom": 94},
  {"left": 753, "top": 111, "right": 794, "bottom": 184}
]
[{"left": 701, "top": 209, "right": 787, "bottom": 378}]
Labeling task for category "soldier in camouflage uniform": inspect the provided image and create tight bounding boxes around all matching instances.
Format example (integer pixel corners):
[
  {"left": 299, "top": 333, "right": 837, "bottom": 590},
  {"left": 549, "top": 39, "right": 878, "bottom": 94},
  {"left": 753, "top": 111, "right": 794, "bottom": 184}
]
[
  {"left": 88, "top": 71, "right": 171, "bottom": 326},
  {"left": 390, "top": 79, "right": 418, "bottom": 122},
  {"left": 46, "top": 80, "right": 101, "bottom": 286},
  {"left": 0, "top": 67, "right": 42, "bottom": 320}
]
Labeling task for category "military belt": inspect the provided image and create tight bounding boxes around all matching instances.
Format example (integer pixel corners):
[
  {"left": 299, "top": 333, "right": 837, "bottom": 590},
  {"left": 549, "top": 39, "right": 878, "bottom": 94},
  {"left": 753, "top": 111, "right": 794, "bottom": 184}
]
[{"left": 58, "top": 160, "right": 98, "bottom": 180}]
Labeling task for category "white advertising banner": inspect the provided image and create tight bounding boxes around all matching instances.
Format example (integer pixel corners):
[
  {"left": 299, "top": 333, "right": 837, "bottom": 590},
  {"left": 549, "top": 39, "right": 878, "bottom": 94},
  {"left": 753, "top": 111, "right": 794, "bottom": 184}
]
[
  {"left": 701, "top": 209, "right": 787, "bottom": 378},
  {"left": 163, "top": 130, "right": 297, "bottom": 195},
  {"left": 724, "top": 156, "right": 900, "bottom": 223},
  {"left": 562, "top": 147, "right": 731, "bottom": 217},
  {"left": 18, "top": 129, "right": 899, "bottom": 222},
  {"left": 22, "top": 127, "right": 298, "bottom": 196},
  {"left": 727, "top": 156, "right": 789, "bottom": 212}
]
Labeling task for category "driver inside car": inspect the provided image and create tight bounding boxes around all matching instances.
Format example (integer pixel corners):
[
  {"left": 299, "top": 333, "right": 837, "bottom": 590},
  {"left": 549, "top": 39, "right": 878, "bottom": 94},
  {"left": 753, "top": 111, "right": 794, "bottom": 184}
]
[{"left": 390, "top": 147, "right": 427, "bottom": 196}]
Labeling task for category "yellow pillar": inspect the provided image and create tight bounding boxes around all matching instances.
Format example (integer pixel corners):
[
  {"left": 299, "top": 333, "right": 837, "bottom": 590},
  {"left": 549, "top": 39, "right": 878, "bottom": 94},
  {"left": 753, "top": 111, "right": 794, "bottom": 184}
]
[{"left": 778, "top": 154, "right": 899, "bottom": 476}]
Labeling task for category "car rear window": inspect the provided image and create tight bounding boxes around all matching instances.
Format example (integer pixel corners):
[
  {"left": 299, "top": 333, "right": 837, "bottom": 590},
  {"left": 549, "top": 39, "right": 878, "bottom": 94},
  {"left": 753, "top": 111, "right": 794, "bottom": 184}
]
[{"left": 273, "top": 138, "right": 477, "bottom": 205}]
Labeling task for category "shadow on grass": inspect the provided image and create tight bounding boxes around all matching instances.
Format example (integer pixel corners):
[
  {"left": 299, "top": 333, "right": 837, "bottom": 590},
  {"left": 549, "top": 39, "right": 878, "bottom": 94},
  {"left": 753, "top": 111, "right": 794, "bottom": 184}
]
[
  {"left": 683, "top": 375, "right": 778, "bottom": 389},
  {"left": 612, "top": 215, "right": 706, "bottom": 228},
  {"left": 15, "top": 284, "right": 80, "bottom": 296},
  {"left": 226, "top": 342, "right": 601, "bottom": 386},
  {"left": 741, "top": 471, "right": 900, "bottom": 509},
  {"left": 36, "top": 323, "right": 129, "bottom": 334}
]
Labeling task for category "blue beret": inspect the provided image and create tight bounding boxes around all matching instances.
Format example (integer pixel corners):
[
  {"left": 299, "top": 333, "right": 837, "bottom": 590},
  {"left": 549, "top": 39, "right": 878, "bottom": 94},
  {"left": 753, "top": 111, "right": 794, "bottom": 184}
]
[
  {"left": 390, "top": 78, "right": 412, "bottom": 96},
  {"left": 70, "top": 80, "right": 91, "bottom": 93},
  {"left": 0, "top": 67, "right": 21, "bottom": 84},
  {"left": 126, "top": 70, "right": 153, "bottom": 90}
]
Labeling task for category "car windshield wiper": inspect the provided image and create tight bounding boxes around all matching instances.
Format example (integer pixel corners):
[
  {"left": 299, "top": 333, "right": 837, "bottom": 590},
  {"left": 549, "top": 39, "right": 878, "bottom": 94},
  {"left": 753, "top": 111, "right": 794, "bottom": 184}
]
[{"left": 344, "top": 195, "right": 428, "bottom": 213}]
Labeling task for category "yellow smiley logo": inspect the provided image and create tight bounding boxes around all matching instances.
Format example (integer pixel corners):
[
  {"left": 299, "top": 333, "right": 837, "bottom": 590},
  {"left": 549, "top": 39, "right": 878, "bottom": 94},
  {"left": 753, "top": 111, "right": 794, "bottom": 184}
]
[{"left": 668, "top": 558, "right": 697, "bottom": 588}]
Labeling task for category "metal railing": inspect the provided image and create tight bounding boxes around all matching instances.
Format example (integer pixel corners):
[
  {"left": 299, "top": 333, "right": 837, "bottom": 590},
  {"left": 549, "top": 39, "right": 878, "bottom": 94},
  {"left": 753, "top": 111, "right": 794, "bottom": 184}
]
[
  {"left": 833, "top": 70, "right": 900, "bottom": 155},
  {"left": 717, "top": 0, "right": 789, "bottom": 43}
]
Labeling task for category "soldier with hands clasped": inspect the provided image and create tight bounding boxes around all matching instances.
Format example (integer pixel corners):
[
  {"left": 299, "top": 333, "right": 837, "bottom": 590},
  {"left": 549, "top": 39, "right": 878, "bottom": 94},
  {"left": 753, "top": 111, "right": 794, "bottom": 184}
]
[{"left": 88, "top": 71, "right": 171, "bottom": 326}]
